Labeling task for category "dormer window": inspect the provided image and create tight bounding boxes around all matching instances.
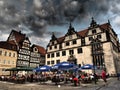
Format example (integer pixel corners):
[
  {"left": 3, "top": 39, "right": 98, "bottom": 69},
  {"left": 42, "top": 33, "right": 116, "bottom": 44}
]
[
  {"left": 52, "top": 41, "right": 54, "bottom": 45},
  {"left": 50, "top": 46, "right": 52, "bottom": 50},
  {"left": 69, "top": 35, "right": 72, "bottom": 39},
  {"left": 55, "top": 45, "right": 57, "bottom": 49},
  {"left": 92, "top": 29, "right": 96, "bottom": 34}
]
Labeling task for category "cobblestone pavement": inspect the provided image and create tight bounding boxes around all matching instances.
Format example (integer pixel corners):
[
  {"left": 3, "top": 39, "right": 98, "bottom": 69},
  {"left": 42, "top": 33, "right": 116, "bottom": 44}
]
[
  {"left": 0, "top": 78, "right": 118, "bottom": 90},
  {"left": 99, "top": 79, "right": 120, "bottom": 90}
]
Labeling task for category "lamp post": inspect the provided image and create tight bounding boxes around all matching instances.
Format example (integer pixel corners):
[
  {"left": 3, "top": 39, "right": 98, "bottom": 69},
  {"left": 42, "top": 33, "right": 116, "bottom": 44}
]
[
  {"left": 93, "top": 57, "right": 97, "bottom": 84},
  {"left": 103, "top": 62, "right": 106, "bottom": 71}
]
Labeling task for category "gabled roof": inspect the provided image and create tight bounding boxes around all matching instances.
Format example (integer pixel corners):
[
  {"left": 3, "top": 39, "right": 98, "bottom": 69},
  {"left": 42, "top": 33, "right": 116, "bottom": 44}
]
[
  {"left": 0, "top": 41, "right": 17, "bottom": 51},
  {"left": 77, "top": 29, "right": 88, "bottom": 37},
  {"left": 99, "top": 23, "right": 110, "bottom": 30},
  {"left": 7, "top": 30, "right": 31, "bottom": 48},
  {"left": 7, "top": 30, "right": 26, "bottom": 45},
  {"left": 52, "top": 23, "right": 110, "bottom": 44},
  {"left": 32, "top": 44, "right": 46, "bottom": 56},
  {"left": 57, "top": 36, "right": 65, "bottom": 44}
]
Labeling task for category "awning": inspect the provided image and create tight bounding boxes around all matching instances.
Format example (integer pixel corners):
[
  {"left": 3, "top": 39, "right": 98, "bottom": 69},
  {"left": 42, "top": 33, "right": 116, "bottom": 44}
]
[{"left": 5, "top": 67, "right": 34, "bottom": 71}]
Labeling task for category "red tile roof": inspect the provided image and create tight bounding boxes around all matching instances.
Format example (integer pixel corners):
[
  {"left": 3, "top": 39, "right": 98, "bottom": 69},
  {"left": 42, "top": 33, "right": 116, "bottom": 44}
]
[
  {"left": 100, "top": 23, "right": 110, "bottom": 30},
  {"left": 56, "top": 23, "right": 110, "bottom": 43},
  {"left": 7, "top": 30, "right": 26, "bottom": 46},
  {"left": 77, "top": 29, "right": 88, "bottom": 37},
  {"left": 57, "top": 36, "right": 65, "bottom": 43},
  {"left": 33, "top": 44, "right": 46, "bottom": 56},
  {"left": 0, "top": 41, "right": 17, "bottom": 51}
]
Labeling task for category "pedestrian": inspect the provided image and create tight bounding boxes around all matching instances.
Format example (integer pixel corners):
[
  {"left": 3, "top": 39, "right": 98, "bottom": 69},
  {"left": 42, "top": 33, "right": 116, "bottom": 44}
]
[
  {"left": 73, "top": 76, "right": 79, "bottom": 86},
  {"left": 101, "top": 70, "right": 107, "bottom": 85},
  {"left": 117, "top": 73, "right": 120, "bottom": 80},
  {"left": 30, "top": 74, "right": 33, "bottom": 82}
]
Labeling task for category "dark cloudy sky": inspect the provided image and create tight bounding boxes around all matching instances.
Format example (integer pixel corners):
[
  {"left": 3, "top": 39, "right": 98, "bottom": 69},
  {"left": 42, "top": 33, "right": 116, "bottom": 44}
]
[{"left": 0, "top": 0, "right": 120, "bottom": 48}]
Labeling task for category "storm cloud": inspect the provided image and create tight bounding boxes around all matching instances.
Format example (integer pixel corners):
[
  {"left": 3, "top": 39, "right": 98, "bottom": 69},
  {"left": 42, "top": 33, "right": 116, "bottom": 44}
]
[{"left": 0, "top": 0, "right": 120, "bottom": 47}]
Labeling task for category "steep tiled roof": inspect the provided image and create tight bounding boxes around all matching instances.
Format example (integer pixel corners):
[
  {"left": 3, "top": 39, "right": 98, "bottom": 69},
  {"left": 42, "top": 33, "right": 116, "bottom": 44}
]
[
  {"left": 57, "top": 36, "right": 65, "bottom": 43},
  {"left": 56, "top": 23, "right": 110, "bottom": 44},
  {"left": 99, "top": 23, "right": 110, "bottom": 30},
  {"left": 33, "top": 44, "right": 46, "bottom": 56},
  {"left": 7, "top": 30, "right": 26, "bottom": 46},
  {"left": 77, "top": 29, "right": 88, "bottom": 37},
  {"left": 0, "top": 41, "right": 17, "bottom": 51}
]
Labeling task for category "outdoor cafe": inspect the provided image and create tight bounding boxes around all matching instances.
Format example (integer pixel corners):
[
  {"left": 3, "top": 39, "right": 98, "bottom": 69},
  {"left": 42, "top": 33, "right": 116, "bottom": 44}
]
[{"left": 0, "top": 62, "right": 99, "bottom": 86}]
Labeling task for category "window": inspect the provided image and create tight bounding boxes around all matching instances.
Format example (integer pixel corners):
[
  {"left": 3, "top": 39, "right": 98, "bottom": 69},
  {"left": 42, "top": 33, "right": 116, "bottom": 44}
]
[
  {"left": 56, "top": 60, "right": 60, "bottom": 64},
  {"left": 47, "top": 61, "right": 50, "bottom": 65},
  {"left": 50, "top": 46, "right": 52, "bottom": 50},
  {"left": 3, "top": 60, "right": 6, "bottom": 64},
  {"left": 66, "top": 42, "right": 69, "bottom": 46},
  {"left": 69, "top": 35, "right": 72, "bottom": 39},
  {"left": 59, "top": 44, "right": 62, "bottom": 49},
  {"left": 34, "top": 47, "right": 38, "bottom": 52},
  {"left": 51, "top": 60, "right": 54, "bottom": 64},
  {"left": 77, "top": 48, "right": 83, "bottom": 53},
  {"left": 51, "top": 53, "right": 54, "bottom": 58},
  {"left": 47, "top": 54, "right": 50, "bottom": 58},
  {"left": 92, "top": 29, "right": 96, "bottom": 34},
  {"left": 97, "top": 35, "right": 101, "bottom": 39},
  {"left": 81, "top": 37, "right": 85, "bottom": 46},
  {"left": 23, "top": 42, "right": 29, "bottom": 47},
  {"left": 4, "top": 51, "right": 7, "bottom": 56},
  {"left": 12, "top": 61, "right": 15, "bottom": 64},
  {"left": 62, "top": 51, "right": 66, "bottom": 56},
  {"left": 8, "top": 60, "right": 10, "bottom": 64},
  {"left": 0, "top": 50, "right": 2, "bottom": 55},
  {"left": 9, "top": 52, "right": 11, "bottom": 57},
  {"left": 56, "top": 52, "right": 60, "bottom": 57},
  {"left": 52, "top": 41, "right": 54, "bottom": 45},
  {"left": 73, "top": 40, "right": 77, "bottom": 44},
  {"left": 13, "top": 53, "right": 15, "bottom": 57},
  {"left": 89, "top": 37, "right": 93, "bottom": 41},
  {"left": 69, "top": 49, "right": 74, "bottom": 55},
  {"left": 55, "top": 45, "right": 57, "bottom": 49}
]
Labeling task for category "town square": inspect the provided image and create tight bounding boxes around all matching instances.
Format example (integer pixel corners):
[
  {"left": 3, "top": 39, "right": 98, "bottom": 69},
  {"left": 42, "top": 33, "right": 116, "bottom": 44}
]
[{"left": 0, "top": 0, "right": 120, "bottom": 90}]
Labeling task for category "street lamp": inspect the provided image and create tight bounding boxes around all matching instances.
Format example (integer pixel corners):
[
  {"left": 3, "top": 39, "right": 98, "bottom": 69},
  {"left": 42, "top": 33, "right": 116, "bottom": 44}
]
[
  {"left": 93, "top": 59, "right": 97, "bottom": 84},
  {"left": 103, "top": 62, "right": 106, "bottom": 71}
]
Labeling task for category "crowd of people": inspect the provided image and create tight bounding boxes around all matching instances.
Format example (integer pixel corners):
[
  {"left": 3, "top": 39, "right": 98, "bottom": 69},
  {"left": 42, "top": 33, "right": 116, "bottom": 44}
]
[{"left": 0, "top": 69, "right": 109, "bottom": 86}]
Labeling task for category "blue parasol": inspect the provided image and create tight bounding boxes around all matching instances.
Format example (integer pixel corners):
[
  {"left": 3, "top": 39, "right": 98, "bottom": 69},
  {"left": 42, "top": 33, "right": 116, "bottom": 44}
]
[
  {"left": 52, "top": 61, "right": 77, "bottom": 70},
  {"left": 33, "top": 65, "right": 51, "bottom": 72},
  {"left": 80, "top": 64, "right": 97, "bottom": 69}
]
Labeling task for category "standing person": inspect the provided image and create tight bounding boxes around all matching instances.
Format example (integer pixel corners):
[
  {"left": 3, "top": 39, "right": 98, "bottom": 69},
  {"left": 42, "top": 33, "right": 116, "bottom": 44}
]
[
  {"left": 101, "top": 70, "right": 107, "bottom": 84},
  {"left": 117, "top": 73, "right": 120, "bottom": 80},
  {"left": 30, "top": 74, "right": 33, "bottom": 82}
]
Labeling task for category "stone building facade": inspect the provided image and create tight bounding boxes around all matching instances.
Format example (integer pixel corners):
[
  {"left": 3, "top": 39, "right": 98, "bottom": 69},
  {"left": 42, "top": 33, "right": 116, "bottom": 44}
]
[
  {"left": 0, "top": 42, "right": 17, "bottom": 75},
  {"left": 46, "top": 18, "right": 120, "bottom": 75}
]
